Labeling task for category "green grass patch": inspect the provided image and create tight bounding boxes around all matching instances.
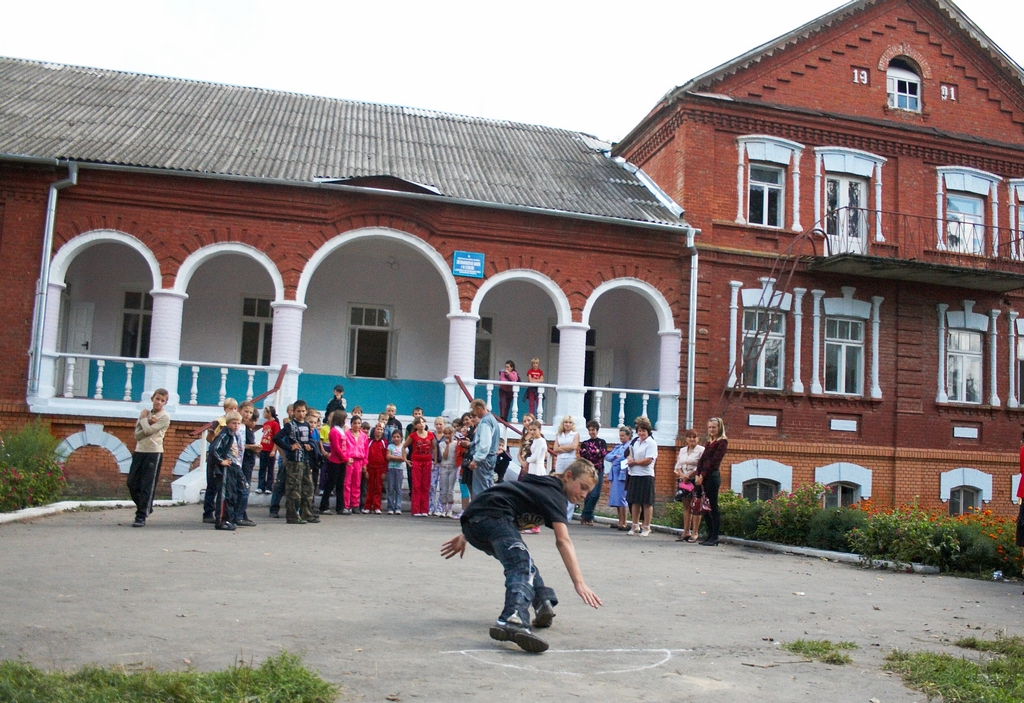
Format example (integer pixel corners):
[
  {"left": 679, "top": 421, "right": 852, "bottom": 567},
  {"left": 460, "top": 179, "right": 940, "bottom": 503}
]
[
  {"left": 782, "top": 639, "right": 858, "bottom": 665},
  {"left": 0, "top": 652, "right": 338, "bottom": 703},
  {"left": 885, "top": 635, "right": 1024, "bottom": 703}
]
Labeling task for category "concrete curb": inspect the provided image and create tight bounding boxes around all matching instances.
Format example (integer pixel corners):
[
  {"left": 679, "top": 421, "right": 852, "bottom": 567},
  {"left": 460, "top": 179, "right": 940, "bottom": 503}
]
[
  {"left": 582, "top": 514, "right": 940, "bottom": 574},
  {"left": 0, "top": 500, "right": 183, "bottom": 526}
]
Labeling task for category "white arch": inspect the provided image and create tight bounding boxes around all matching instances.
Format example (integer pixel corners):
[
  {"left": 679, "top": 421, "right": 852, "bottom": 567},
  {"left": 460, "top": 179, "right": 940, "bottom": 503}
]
[
  {"left": 581, "top": 278, "right": 676, "bottom": 334},
  {"left": 730, "top": 458, "right": 793, "bottom": 494},
  {"left": 815, "top": 462, "right": 873, "bottom": 499},
  {"left": 939, "top": 467, "right": 992, "bottom": 503},
  {"left": 173, "top": 242, "right": 285, "bottom": 302},
  {"left": 50, "top": 230, "right": 161, "bottom": 289},
  {"left": 173, "top": 439, "right": 205, "bottom": 476},
  {"left": 55, "top": 423, "right": 133, "bottom": 473},
  {"left": 471, "top": 269, "right": 572, "bottom": 327},
  {"left": 295, "top": 227, "right": 460, "bottom": 314}
]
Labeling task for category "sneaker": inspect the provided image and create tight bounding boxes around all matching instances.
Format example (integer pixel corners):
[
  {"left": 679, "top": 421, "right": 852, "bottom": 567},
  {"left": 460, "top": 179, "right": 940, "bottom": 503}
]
[
  {"left": 286, "top": 518, "right": 307, "bottom": 524},
  {"left": 270, "top": 512, "right": 280, "bottom": 518},
  {"left": 202, "top": 516, "right": 216, "bottom": 524},
  {"left": 341, "top": 508, "right": 352, "bottom": 515},
  {"left": 449, "top": 512, "right": 462, "bottom": 520},
  {"left": 374, "top": 509, "right": 382, "bottom": 514},
  {"left": 640, "top": 528, "right": 651, "bottom": 537},
  {"left": 489, "top": 615, "right": 548, "bottom": 654},
  {"left": 321, "top": 509, "right": 334, "bottom": 515},
  {"left": 237, "top": 519, "right": 257, "bottom": 527},
  {"left": 132, "top": 518, "right": 145, "bottom": 528},
  {"left": 221, "top": 522, "right": 237, "bottom": 531},
  {"left": 532, "top": 600, "right": 556, "bottom": 629},
  {"left": 387, "top": 510, "right": 395, "bottom": 515},
  {"left": 395, "top": 510, "right": 402, "bottom": 515},
  {"left": 306, "top": 516, "right": 321, "bottom": 524},
  {"left": 361, "top": 509, "right": 370, "bottom": 514}
]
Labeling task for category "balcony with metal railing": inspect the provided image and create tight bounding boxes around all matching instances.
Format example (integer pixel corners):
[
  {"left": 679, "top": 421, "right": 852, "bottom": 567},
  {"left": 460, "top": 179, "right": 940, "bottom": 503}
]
[{"left": 806, "top": 207, "right": 1024, "bottom": 292}]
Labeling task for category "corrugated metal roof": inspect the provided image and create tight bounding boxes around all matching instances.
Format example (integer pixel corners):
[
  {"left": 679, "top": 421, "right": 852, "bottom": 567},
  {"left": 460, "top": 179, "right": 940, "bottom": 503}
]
[{"left": 0, "top": 57, "right": 686, "bottom": 228}]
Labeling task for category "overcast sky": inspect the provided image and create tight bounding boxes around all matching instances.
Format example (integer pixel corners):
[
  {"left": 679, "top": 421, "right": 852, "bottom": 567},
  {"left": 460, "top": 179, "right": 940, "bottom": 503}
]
[{"left": 2, "top": 0, "right": 1022, "bottom": 142}]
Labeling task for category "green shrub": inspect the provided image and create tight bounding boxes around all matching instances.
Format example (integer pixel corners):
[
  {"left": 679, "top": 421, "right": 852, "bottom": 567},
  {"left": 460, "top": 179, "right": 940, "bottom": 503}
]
[
  {"left": 847, "top": 504, "right": 960, "bottom": 568},
  {"left": 755, "top": 483, "right": 828, "bottom": 546},
  {"left": 806, "top": 507, "right": 867, "bottom": 552},
  {"left": 720, "top": 490, "right": 762, "bottom": 538},
  {"left": 660, "top": 499, "right": 687, "bottom": 528},
  {"left": 0, "top": 420, "right": 66, "bottom": 512}
]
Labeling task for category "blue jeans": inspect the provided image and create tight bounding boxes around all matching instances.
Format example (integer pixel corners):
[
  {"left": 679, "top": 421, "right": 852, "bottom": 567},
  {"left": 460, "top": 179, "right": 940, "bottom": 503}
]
[
  {"left": 386, "top": 467, "right": 404, "bottom": 513},
  {"left": 462, "top": 514, "right": 558, "bottom": 623},
  {"left": 580, "top": 467, "right": 605, "bottom": 521},
  {"left": 269, "top": 455, "right": 286, "bottom": 515},
  {"left": 471, "top": 456, "right": 496, "bottom": 497}
]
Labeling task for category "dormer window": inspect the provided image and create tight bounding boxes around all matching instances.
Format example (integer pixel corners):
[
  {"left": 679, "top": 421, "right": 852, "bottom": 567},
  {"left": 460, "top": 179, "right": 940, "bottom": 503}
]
[{"left": 886, "top": 59, "right": 920, "bottom": 112}]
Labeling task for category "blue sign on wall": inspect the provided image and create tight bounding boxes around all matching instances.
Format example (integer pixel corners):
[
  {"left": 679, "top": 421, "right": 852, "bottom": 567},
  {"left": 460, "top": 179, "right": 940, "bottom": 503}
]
[{"left": 452, "top": 250, "right": 485, "bottom": 278}]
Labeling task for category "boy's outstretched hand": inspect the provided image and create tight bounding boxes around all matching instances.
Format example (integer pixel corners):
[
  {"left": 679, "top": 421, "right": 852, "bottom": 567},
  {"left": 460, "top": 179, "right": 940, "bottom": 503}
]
[
  {"left": 441, "top": 534, "right": 467, "bottom": 559},
  {"left": 575, "top": 582, "right": 602, "bottom": 609}
]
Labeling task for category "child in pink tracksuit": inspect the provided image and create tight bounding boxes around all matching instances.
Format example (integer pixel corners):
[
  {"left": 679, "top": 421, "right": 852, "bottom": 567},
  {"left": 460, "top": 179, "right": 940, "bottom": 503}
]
[{"left": 343, "top": 414, "right": 368, "bottom": 514}]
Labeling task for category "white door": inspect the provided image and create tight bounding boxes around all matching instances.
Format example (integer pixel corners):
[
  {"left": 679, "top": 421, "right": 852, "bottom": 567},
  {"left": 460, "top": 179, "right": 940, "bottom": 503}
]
[
  {"left": 592, "top": 348, "right": 614, "bottom": 426},
  {"left": 824, "top": 175, "right": 868, "bottom": 255},
  {"left": 65, "top": 302, "right": 94, "bottom": 396}
]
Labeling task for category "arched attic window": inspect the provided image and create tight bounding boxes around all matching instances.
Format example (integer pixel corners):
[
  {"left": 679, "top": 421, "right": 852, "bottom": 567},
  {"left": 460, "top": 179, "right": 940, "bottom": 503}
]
[{"left": 886, "top": 58, "right": 921, "bottom": 112}]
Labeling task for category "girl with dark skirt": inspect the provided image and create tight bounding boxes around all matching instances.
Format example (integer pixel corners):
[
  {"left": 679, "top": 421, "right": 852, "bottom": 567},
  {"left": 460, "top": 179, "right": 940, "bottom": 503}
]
[{"left": 695, "top": 417, "right": 728, "bottom": 546}]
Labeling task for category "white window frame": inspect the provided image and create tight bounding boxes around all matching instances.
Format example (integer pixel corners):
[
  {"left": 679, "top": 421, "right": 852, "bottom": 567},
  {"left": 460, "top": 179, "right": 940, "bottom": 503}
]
[
  {"left": 946, "top": 329, "right": 983, "bottom": 404},
  {"left": 1006, "top": 178, "right": 1024, "bottom": 261},
  {"left": 735, "top": 136, "right": 803, "bottom": 231},
  {"left": 120, "top": 290, "right": 153, "bottom": 359},
  {"left": 809, "top": 287, "right": 880, "bottom": 398},
  {"left": 814, "top": 148, "right": 886, "bottom": 247},
  {"left": 824, "top": 482, "right": 860, "bottom": 509},
  {"left": 939, "top": 467, "right": 992, "bottom": 509},
  {"left": 945, "top": 193, "right": 985, "bottom": 255},
  {"left": 824, "top": 317, "right": 864, "bottom": 395},
  {"left": 886, "top": 63, "right": 921, "bottom": 112},
  {"left": 239, "top": 296, "right": 273, "bottom": 366},
  {"left": 815, "top": 462, "right": 873, "bottom": 501},
  {"left": 747, "top": 164, "right": 785, "bottom": 228},
  {"left": 728, "top": 278, "right": 792, "bottom": 389},
  {"left": 730, "top": 458, "right": 793, "bottom": 494},
  {"left": 947, "top": 485, "right": 979, "bottom": 515},
  {"left": 936, "top": 300, "right": 998, "bottom": 406},
  {"left": 347, "top": 304, "right": 395, "bottom": 379},
  {"left": 741, "top": 308, "right": 785, "bottom": 390},
  {"left": 935, "top": 167, "right": 1001, "bottom": 256}
]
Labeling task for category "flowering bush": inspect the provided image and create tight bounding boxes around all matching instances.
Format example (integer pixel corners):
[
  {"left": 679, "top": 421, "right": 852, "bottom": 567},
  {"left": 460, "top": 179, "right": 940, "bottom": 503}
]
[
  {"left": 755, "top": 483, "right": 829, "bottom": 546},
  {"left": 720, "top": 490, "right": 763, "bottom": 539},
  {"left": 847, "top": 503, "right": 1021, "bottom": 577},
  {"left": 0, "top": 420, "right": 66, "bottom": 512}
]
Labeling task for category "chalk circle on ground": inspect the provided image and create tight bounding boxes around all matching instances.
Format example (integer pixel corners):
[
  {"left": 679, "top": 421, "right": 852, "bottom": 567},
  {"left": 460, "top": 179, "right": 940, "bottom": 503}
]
[{"left": 442, "top": 647, "right": 691, "bottom": 676}]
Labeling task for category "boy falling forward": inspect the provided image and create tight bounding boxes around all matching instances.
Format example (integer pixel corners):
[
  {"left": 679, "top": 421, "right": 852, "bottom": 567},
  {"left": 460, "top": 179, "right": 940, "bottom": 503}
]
[{"left": 440, "top": 459, "right": 602, "bottom": 653}]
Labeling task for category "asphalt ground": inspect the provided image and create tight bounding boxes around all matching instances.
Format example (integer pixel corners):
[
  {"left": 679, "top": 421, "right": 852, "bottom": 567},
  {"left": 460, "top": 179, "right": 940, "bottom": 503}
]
[{"left": 1, "top": 504, "right": 1021, "bottom": 702}]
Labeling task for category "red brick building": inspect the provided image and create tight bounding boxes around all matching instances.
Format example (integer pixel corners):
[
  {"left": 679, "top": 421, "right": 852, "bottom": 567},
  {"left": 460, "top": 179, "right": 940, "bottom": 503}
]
[
  {"left": 0, "top": 59, "right": 688, "bottom": 499},
  {"left": 615, "top": 0, "right": 1024, "bottom": 515}
]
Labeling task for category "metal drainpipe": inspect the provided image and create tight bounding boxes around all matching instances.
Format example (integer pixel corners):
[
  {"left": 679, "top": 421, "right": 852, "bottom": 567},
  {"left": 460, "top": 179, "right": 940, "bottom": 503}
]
[
  {"left": 685, "top": 226, "right": 700, "bottom": 430},
  {"left": 29, "top": 161, "right": 78, "bottom": 395}
]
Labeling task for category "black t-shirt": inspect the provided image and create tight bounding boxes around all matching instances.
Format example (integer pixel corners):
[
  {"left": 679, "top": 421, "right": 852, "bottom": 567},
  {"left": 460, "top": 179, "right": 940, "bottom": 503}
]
[{"left": 461, "top": 474, "right": 568, "bottom": 530}]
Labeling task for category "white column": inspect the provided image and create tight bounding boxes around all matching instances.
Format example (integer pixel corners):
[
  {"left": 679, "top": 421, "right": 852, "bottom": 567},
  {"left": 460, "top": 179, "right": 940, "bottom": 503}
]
[
  {"left": 812, "top": 155, "right": 821, "bottom": 231},
  {"left": 936, "top": 303, "right": 949, "bottom": 403},
  {"left": 735, "top": 145, "right": 746, "bottom": 224},
  {"left": 36, "top": 281, "right": 66, "bottom": 399},
  {"left": 269, "top": 301, "right": 306, "bottom": 407},
  {"left": 791, "top": 288, "right": 806, "bottom": 393},
  {"left": 1009, "top": 311, "right": 1019, "bottom": 408},
  {"left": 990, "top": 182, "right": 1000, "bottom": 258},
  {"left": 444, "top": 311, "right": 479, "bottom": 417},
  {"left": 555, "top": 323, "right": 588, "bottom": 422},
  {"left": 144, "top": 289, "right": 188, "bottom": 406},
  {"left": 1010, "top": 189, "right": 1020, "bottom": 260},
  {"left": 935, "top": 173, "right": 946, "bottom": 250},
  {"left": 728, "top": 281, "right": 742, "bottom": 387},
  {"left": 874, "top": 162, "right": 885, "bottom": 242},
  {"left": 656, "top": 330, "right": 681, "bottom": 439},
  {"left": 989, "top": 309, "right": 1001, "bottom": 406},
  {"left": 870, "top": 296, "right": 884, "bottom": 399},
  {"left": 791, "top": 148, "right": 803, "bottom": 232},
  {"left": 810, "top": 289, "right": 825, "bottom": 394}
]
